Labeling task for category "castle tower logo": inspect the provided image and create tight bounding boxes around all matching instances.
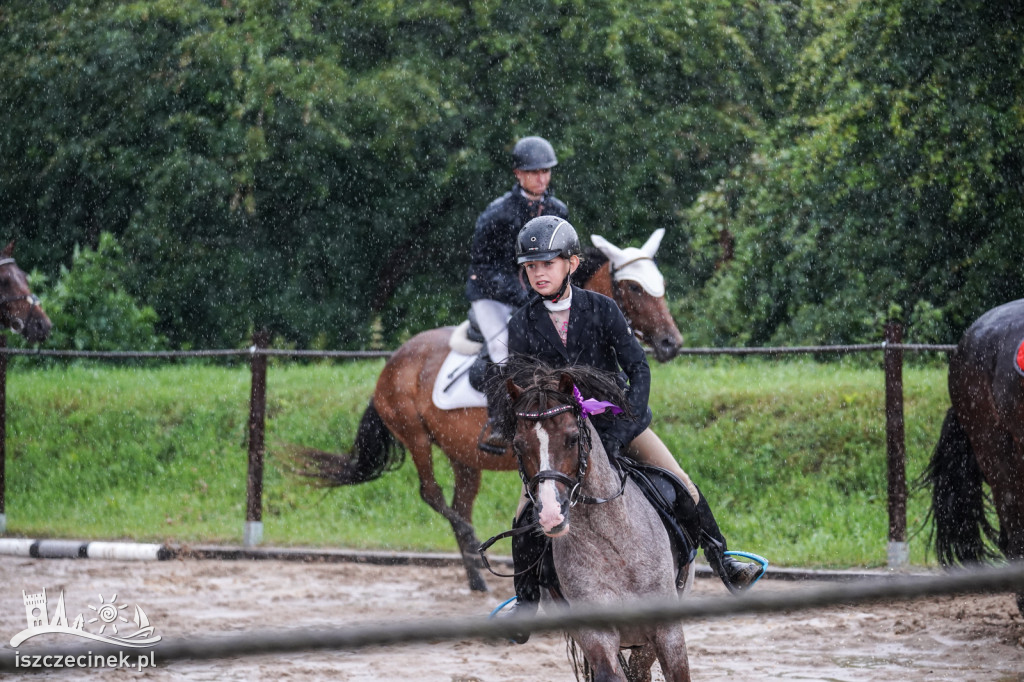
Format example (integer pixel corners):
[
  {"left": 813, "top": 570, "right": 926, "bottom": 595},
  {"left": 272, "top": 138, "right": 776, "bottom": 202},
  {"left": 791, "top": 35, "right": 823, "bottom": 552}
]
[{"left": 10, "top": 588, "right": 161, "bottom": 648}]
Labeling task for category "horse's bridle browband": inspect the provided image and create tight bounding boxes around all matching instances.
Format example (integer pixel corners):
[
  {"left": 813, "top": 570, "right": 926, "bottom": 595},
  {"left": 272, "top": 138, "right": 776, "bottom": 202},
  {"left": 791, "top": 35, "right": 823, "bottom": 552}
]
[{"left": 0, "top": 258, "right": 41, "bottom": 333}]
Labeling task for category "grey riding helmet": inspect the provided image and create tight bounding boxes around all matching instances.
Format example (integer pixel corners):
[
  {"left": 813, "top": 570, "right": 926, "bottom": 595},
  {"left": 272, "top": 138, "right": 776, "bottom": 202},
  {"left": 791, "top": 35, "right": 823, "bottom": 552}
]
[
  {"left": 512, "top": 136, "right": 558, "bottom": 171},
  {"left": 515, "top": 216, "right": 581, "bottom": 264}
]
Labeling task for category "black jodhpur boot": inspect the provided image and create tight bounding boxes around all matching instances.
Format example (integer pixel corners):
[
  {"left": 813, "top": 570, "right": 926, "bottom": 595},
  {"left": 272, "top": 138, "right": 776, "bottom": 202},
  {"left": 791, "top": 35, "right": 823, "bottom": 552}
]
[{"left": 694, "top": 490, "right": 763, "bottom": 593}]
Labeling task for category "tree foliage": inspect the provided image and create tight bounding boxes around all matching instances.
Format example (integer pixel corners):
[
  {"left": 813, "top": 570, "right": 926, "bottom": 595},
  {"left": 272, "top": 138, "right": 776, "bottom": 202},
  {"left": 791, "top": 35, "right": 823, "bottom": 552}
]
[
  {"left": 683, "top": 0, "right": 1024, "bottom": 346},
  {"left": 0, "top": 0, "right": 796, "bottom": 348},
  {"left": 1, "top": 0, "right": 1020, "bottom": 350},
  {"left": 37, "top": 232, "right": 165, "bottom": 352}
]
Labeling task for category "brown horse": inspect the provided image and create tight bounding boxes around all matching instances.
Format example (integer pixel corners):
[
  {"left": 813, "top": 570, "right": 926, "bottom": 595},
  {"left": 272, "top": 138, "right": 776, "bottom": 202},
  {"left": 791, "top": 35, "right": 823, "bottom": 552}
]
[
  {"left": 0, "top": 241, "right": 51, "bottom": 343},
  {"left": 924, "top": 297, "right": 1024, "bottom": 613},
  {"left": 299, "top": 231, "right": 682, "bottom": 591}
]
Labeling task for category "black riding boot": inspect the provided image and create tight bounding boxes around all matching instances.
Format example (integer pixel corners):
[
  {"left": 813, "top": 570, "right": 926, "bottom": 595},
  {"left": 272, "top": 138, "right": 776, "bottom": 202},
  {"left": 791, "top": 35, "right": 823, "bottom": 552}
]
[
  {"left": 498, "top": 509, "right": 545, "bottom": 644},
  {"left": 478, "top": 364, "right": 508, "bottom": 455},
  {"left": 694, "top": 490, "right": 761, "bottom": 593}
]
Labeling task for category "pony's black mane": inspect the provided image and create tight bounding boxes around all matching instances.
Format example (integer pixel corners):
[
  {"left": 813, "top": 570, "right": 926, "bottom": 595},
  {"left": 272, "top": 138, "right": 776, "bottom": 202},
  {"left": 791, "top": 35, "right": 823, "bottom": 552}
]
[
  {"left": 573, "top": 247, "right": 609, "bottom": 288},
  {"left": 487, "top": 357, "right": 630, "bottom": 440}
]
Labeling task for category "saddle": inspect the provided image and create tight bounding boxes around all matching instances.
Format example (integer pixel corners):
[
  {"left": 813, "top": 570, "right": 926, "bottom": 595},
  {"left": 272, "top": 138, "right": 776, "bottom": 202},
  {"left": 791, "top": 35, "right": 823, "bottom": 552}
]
[{"left": 526, "top": 459, "right": 701, "bottom": 599}]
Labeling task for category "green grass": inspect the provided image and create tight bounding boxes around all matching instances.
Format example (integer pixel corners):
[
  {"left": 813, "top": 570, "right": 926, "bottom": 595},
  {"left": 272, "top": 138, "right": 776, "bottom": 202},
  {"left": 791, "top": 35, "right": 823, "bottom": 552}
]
[{"left": 2, "top": 357, "right": 950, "bottom": 568}]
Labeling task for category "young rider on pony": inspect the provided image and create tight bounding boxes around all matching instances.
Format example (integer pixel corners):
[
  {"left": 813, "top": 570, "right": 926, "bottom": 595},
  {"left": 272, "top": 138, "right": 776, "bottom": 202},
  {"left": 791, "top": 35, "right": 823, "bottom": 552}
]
[{"left": 497, "top": 215, "right": 763, "bottom": 639}]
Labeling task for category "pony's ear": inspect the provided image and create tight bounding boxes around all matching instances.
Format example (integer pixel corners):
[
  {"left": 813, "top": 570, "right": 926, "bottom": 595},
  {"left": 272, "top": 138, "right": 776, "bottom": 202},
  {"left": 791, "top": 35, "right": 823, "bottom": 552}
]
[
  {"left": 1, "top": 241, "right": 14, "bottom": 259},
  {"left": 591, "top": 234, "right": 625, "bottom": 265},
  {"left": 557, "top": 373, "right": 574, "bottom": 396},
  {"left": 640, "top": 228, "right": 665, "bottom": 258},
  {"left": 506, "top": 379, "right": 522, "bottom": 400}
]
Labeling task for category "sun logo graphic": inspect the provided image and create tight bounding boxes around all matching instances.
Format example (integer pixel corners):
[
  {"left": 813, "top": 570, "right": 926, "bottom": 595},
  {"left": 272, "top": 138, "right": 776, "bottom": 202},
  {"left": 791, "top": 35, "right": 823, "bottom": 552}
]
[
  {"left": 88, "top": 594, "right": 129, "bottom": 635},
  {"left": 10, "top": 588, "right": 161, "bottom": 648}
]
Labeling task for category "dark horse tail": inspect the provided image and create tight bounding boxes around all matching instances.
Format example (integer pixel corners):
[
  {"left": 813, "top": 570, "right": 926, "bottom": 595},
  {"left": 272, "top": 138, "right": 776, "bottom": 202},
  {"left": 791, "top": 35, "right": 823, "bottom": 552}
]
[
  {"left": 923, "top": 408, "right": 998, "bottom": 566},
  {"left": 293, "top": 400, "right": 405, "bottom": 486}
]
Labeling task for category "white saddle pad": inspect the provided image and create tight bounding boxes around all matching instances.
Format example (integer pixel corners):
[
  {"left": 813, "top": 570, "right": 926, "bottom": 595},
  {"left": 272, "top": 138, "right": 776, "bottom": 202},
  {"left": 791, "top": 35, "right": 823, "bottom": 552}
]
[{"left": 432, "top": 349, "right": 488, "bottom": 410}]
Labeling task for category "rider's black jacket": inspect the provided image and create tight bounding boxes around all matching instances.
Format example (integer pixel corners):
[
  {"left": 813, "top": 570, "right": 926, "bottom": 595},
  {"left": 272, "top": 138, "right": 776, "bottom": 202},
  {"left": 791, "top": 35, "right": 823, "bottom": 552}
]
[
  {"left": 465, "top": 184, "right": 569, "bottom": 307},
  {"left": 506, "top": 286, "right": 652, "bottom": 450}
]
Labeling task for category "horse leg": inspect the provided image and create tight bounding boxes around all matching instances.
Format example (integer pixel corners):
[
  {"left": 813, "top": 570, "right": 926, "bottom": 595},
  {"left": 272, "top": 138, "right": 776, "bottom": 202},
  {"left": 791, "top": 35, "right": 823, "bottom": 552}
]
[
  {"left": 450, "top": 459, "right": 487, "bottom": 574},
  {"left": 623, "top": 645, "right": 656, "bottom": 682},
  {"left": 966, "top": 424, "right": 1024, "bottom": 612},
  {"left": 653, "top": 625, "right": 691, "bottom": 682},
  {"left": 407, "top": 440, "right": 489, "bottom": 592},
  {"left": 571, "top": 630, "right": 627, "bottom": 682}
]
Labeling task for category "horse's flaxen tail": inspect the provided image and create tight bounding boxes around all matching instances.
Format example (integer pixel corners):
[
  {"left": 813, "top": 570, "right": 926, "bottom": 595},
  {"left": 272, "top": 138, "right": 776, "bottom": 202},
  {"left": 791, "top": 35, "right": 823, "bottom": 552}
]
[
  {"left": 291, "top": 400, "right": 405, "bottom": 486},
  {"left": 923, "top": 408, "right": 998, "bottom": 566}
]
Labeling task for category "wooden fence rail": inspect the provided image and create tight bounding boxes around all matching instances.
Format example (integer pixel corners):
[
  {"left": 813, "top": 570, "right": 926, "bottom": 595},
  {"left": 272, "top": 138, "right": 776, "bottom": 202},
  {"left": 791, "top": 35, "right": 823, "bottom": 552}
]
[{"left": 0, "top": 325, "right": 957, "bottom": 566}]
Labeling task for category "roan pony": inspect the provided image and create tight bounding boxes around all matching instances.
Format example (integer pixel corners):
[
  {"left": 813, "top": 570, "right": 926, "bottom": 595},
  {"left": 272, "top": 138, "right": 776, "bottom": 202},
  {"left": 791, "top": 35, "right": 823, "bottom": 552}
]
[{"left": 502, "top": 361, "right": 692, "bottom": 682}]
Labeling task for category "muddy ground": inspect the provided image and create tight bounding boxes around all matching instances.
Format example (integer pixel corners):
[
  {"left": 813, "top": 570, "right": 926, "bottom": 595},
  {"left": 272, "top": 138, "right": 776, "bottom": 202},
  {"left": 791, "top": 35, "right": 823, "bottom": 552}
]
[{"left": 1, "top": 555, "right": 1023, "bottom": 681}]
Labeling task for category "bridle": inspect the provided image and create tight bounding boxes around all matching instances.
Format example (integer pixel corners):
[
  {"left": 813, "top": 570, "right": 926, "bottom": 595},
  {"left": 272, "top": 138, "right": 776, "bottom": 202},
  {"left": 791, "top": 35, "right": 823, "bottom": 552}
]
[
  {"left": 514, "top": 401, "right": 625, "bottom": 507},
  {"left": 477, "top": 393, "right": 627, "bottom": 578},
  {"left": 607, "top": 256, "right": 658, "bottom": 344},
  {"left": 0, "top": 258, "right": 42, "bottom": 333}
]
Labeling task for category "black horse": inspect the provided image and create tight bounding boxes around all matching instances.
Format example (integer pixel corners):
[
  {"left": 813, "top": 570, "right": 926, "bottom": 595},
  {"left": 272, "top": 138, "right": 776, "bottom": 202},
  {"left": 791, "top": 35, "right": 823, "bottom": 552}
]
[{"left": 924, "top": 298, "right": 1024, "bottom": 613}]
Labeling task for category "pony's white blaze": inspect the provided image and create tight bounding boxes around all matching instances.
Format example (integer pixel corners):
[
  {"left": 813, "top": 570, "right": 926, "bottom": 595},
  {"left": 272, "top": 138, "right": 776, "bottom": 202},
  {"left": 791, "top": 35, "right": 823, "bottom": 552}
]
[{"left": 534, "top": 422, "right": 566, "bottom": 534}]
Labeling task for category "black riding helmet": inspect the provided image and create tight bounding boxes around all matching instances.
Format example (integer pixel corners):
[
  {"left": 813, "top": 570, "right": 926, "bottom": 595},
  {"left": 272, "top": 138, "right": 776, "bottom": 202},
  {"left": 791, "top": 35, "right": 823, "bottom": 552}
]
[
  {"left": 512, "top": 136, "right": 558, "bottom": 171},
  {"left": 515, "top": 216, "right": 581, "bottom": 265}
]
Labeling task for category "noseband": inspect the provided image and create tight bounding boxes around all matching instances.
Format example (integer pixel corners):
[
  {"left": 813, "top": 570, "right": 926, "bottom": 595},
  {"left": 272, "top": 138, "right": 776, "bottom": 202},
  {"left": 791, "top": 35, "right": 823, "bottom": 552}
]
[{"left": 0, "top": 258, "right": 41, "bottom": 333}]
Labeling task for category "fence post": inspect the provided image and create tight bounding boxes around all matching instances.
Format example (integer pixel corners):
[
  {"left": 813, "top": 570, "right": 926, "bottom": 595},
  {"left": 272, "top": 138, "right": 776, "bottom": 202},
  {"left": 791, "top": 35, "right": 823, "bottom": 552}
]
[
  {"left": 0, "top": 335, "right": 6, "bottom": 535},
  {"left": 884, "top": 321, "right": 908, "bottom": 567},
  {"left": 244, "top": 329, "right": 270, "bottom": 547}
]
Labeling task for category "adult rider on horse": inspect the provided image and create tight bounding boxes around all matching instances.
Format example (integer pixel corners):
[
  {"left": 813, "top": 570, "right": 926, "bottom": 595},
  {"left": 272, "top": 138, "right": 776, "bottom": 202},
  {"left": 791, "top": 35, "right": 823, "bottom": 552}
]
[
  {"left": 496, "top": 216, "right": 764, "bottom": 642},
  {"left": 466, "top": 136, "right": 569, "bottom": 453}
]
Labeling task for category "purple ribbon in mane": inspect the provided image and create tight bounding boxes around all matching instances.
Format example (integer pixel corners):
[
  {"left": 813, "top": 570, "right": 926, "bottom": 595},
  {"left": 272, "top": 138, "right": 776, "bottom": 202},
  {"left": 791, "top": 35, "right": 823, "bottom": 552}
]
[{"left": 572, "top": 385, "right": 623, "bottom": 419}]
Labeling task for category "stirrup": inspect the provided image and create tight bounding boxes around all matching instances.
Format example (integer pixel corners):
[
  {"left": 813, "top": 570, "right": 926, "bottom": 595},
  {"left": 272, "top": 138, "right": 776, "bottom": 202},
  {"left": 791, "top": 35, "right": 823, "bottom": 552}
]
[
  {"left": 489, "top": 596, "right": 531, "bottom": 644},
  {"left": 724, "top": 550, "right": 769, "bottom": 590}
]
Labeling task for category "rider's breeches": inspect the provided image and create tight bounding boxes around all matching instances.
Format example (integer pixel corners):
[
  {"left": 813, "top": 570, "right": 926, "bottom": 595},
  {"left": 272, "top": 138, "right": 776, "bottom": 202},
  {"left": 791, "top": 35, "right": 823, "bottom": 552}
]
[
  {"left": 625, "top": 429, "right": 726, "bottom": 551},
  {"left": 470, "top": 299, "right": 514, "bottom": 365}
]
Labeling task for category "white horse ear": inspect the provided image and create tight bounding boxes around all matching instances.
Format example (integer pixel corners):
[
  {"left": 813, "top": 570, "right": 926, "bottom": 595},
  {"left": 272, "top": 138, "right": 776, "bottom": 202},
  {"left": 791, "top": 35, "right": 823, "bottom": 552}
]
[
  {"left": 640, "top": 229, "right": 665, "bottom": 258},
  {"left": 591, "top": 235, "right": 626, "bottom": 265}
]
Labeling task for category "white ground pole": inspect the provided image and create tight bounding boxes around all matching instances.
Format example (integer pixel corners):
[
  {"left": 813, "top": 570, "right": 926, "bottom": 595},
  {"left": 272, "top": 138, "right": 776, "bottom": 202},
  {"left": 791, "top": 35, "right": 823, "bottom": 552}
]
[{"left": 0, "top": 539, "right": 169, "bottom": 560}]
